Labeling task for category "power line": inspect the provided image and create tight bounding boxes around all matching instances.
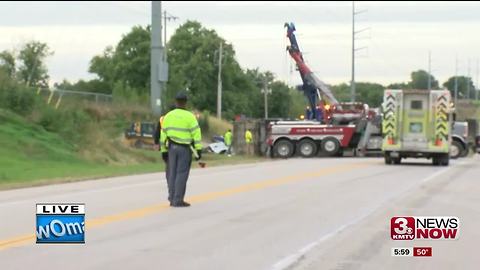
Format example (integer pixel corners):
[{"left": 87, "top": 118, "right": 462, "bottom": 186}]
[
  {"left": 467, "top": 58, "right": 471, "bottom": 99},
  {"left": 163, "top": 10, "right": 179, "bottom": 49},
  {"left": 351, "top": 1, "right": 369, "bottom": 102},
  {"left": 428, "top": 51, "right": 432, "bottom": 90},
  {"left": 454, "top": 55, "right": 458, "bottom": 104},
  {"left": 476, "top": 58, "right": 479, "bottom": 101}
]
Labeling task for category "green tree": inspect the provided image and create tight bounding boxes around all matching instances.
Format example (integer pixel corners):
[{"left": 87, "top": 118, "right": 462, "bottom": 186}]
[
  {"left": 244, "top": 68, "right": 309, "bottom": 118},
  {"left": 54, "top": 79, "right": 111, "bottom": 94},
  {"left": 268, "top": 81, "right": 295, "bottom": 118},
  {"left": 112, "top": 26, "right": 151, "bottom": 91},
  {"left": 443, "top": 76, "right": 475, "bottom": 99},
  {"left": 387, "top": 82, "right": 410, "bottom": 89},
  {"left": 289, "top": 88, "right": 308, "bottom": 118},
  {"left": 331, "top": 83, "right": 350, "bottom": 102},
  {"left": 355, "top": 82, "right": 385, "bottom": 107},
  {"left": 89, "top": 26, "right": 151, "bottom": 98},
  {"left": 17, "top": 41, "right": 53, "bottom": 88},
  {"left": 0, "top": 50, "right": 16, "bottom": 78},
  {"left": 86, "top": 21, "right": 307, "bottom": 119},
  {"left": 244, "top": 68, "right": 273, "bottom": 117},
  {"left": 409, "top": 69, "right": 438, "bottom": 89},
  {"left": 89, "top": 46, "right": 115, "bottom": 87},
  {"left": 167, "top": 21, "right": 258, "bottom": 118},
  {"left": 331, "top": 82, "right": 384, "bottom": 107}
]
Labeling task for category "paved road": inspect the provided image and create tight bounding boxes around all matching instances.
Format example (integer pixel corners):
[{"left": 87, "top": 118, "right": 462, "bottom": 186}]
[{"left": 0, "top": 156, "right": 479, "bottom": 270}]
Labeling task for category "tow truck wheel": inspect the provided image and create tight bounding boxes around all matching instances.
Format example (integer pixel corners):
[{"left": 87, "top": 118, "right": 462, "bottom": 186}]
[
  {"left": 297, "top": 139, "right": 318, "bottom": 158},
  {"left": 460, "top": 147, "right": 469, "bottom": 157},
  {"left": 321, "top": 138, "right": 340, "bottom": 156},
  {"left": 273, "top": 139, "right": 294, "bottom": 158},
  {"left": 450, "top": 140, "right": 463, "bottom": 159}
]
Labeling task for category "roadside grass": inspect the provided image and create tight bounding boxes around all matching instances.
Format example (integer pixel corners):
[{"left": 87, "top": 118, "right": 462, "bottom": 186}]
[{"left": 0, "top": 151, "right": 263, "bottom": 190}]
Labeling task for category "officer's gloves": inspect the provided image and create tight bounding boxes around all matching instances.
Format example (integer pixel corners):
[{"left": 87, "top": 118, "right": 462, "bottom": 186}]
[
  {"left": 196, "top": 150, "right": 202, "bottom": 161},
  {"left": 162, "top": 152, "right": 168, "bottom": 163}
]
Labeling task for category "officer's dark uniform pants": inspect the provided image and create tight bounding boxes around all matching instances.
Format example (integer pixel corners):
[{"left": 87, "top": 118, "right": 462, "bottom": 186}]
[{"left": 167, "top": 142, "right": 192, "bottom": 204}]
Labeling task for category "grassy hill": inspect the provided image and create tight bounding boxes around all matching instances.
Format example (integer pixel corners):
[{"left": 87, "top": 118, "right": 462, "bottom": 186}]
[
  {"left": 0, "top": 108, "right": 162, "bottom": 188},
  {"left": 0, "top": 106, "right": 249, "bottom": 190}
]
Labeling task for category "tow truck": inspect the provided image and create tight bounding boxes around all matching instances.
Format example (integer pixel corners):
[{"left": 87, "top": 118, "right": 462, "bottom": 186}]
[{"left": 267, "top": 23, "right": 382, "bottom": 158}]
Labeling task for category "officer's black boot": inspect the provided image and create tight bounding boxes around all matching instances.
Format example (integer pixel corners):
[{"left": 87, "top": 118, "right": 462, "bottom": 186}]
[{"left": 172, "top": 201, "right": 190, "bottom": 207}]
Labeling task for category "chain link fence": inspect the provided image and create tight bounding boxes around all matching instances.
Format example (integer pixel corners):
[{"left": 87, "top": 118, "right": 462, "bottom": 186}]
[{"left": 37, "top": 88, "right": 112, "bottom": 108}]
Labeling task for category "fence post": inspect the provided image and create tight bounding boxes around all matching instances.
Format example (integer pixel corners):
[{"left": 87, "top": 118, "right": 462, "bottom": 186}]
[
  {"left": 47, "top": 90, "right": 54, "bottom": 104},
  {"left": 55, "top": 94, "right": 63, "bottom": 110}
]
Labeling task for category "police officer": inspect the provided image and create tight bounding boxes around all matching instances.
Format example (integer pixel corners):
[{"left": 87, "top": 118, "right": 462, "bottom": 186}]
[{"left": 160, "top": 92, "right": 202, "bottom": 207}]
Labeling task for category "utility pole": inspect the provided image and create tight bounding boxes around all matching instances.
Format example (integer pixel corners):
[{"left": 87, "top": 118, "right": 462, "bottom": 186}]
[
  {"left": 454, "top": 56, "right": 458, "bottom": 105},
  {"left": 467, "top": 58, "right": 471, "bottom": 100},
  {"left": 150, "top": 1, "right": 164, "bottom": 116},
  {"left": 476, "top": 58, "right": 479, "bottom": 101},
  {"left": 351, "top": 1, "right": 355, "bottom": 102},
  {"left": 161, "top": 10, "right": 178, "bottom": 111},
  {"left": 351, "top": 1, "right": 368, "bottom": 103},
  {"left": 217, "top": 42, "right": 223, "bottom": 119},
  {"left": 261, "top": 77, "right": 272, "bottom": 119},
  {"left": 428, "top": 51, "right": 432, "bottom": 90}
]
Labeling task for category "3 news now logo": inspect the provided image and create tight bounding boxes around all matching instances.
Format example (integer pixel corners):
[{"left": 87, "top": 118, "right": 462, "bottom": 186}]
[
  {"left": 391, "top": 216, "right": 460, "bottom": 240},
  {"left": 36, "top": 203, "right": 85, "bottom": 244}
]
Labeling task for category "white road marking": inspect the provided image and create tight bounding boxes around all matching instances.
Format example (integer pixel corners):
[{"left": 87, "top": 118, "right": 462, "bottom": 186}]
[{"left": 270, "top": 159, "right": 466, "bottom": 270}]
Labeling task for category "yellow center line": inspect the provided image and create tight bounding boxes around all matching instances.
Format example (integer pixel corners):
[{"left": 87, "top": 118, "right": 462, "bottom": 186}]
[{"left": 0, "top": 161, "right": 372, "bottom": 251}]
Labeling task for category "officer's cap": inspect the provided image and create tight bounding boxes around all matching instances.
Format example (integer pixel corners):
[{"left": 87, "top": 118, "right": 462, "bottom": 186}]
[{"left": 175, "top": 91, "right": 188, "bottom": 101}]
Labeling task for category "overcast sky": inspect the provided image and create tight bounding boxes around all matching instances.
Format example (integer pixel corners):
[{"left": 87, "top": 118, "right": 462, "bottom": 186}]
[{"left": 1, "top": 1, "right": 480, "bottom": 87}]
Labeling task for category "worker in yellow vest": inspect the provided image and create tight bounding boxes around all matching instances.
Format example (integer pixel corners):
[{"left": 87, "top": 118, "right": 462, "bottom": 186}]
[
  {"left": 153, "top": 117, "right": 164, "bottom": 150},
  {"left": 153, "top": 105, "right": 174, "bottom": 152},
  {"left": 245, "top": 129, "right": 253, "bottom": 155},
  {"left": 160, "top": 92, "right": 202, "bottom": 207},
  {"left": 224, "top": 129, "right": 232, "bottom": 156}
]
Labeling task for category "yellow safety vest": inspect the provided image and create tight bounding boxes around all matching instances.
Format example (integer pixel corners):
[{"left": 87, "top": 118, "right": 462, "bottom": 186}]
[
  {"left": 160, "top": 109, "right": 202, "bottom": 152},
  {"left": 224, "top": 131, "right": 232, "bottom": 146},
  {"left": 245, "top": 130, "right": 253, "bottom": 144}
]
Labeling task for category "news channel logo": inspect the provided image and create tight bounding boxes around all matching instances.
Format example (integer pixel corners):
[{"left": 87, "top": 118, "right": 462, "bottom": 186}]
[
  {"left": 36, "top": 203, "right": 85, "bottom": 244},
  {"left": 390, "top": 216, "right": 460, "bottom": 241}
]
